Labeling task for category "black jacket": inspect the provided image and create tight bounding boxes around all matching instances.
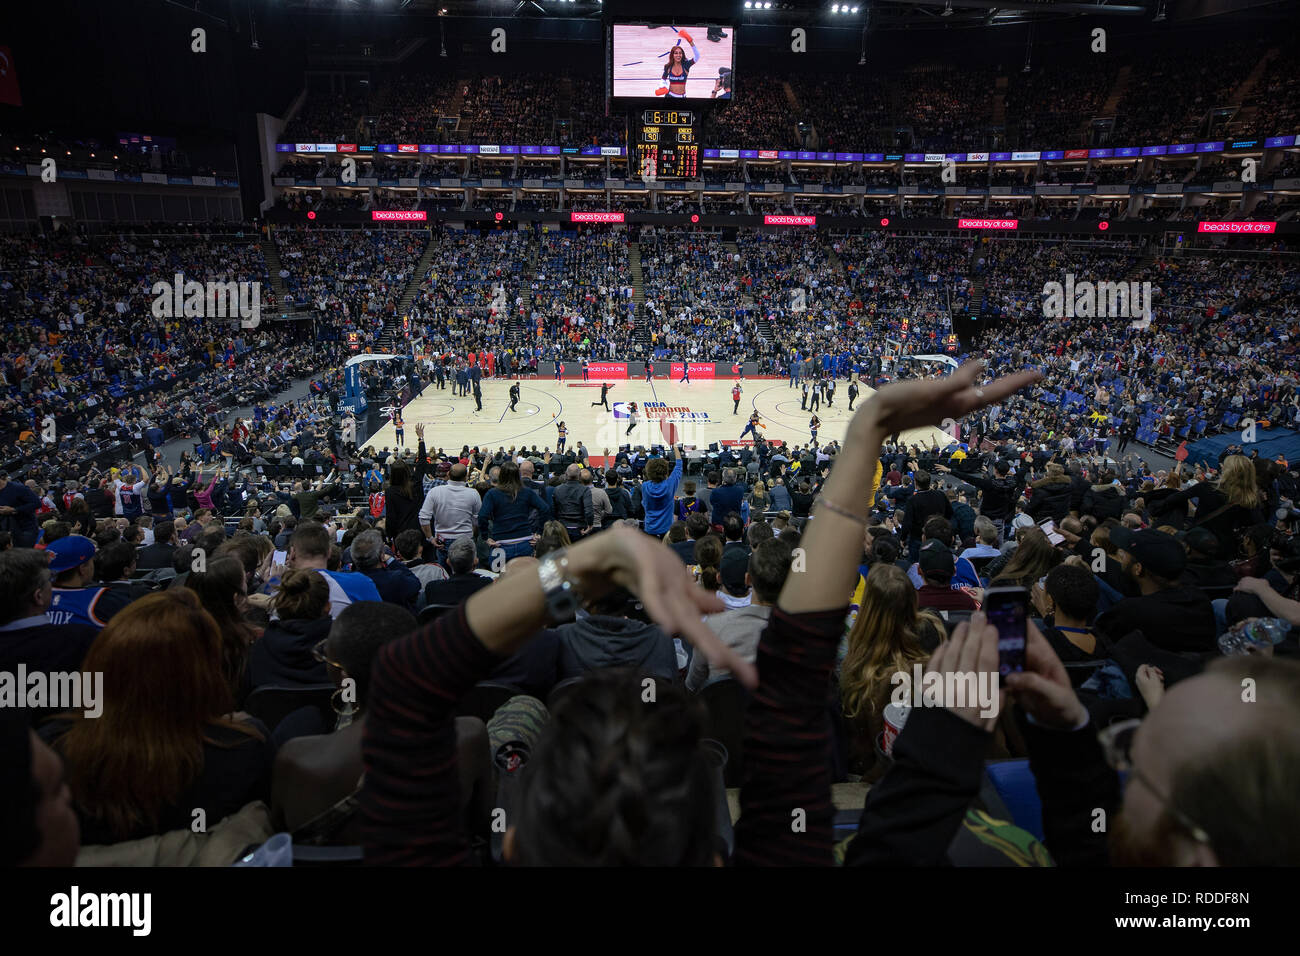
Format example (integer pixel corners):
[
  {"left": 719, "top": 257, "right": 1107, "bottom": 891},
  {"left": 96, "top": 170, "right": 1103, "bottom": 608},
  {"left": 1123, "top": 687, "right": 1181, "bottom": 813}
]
[
  {"left": 136, "top": 541, "right": 177, "bottom": 570},
  {"left": 1081, "top": 483, "right": 1126, "bottom": 522},
  {"left": 957, "top": 470, "right": 1019, "bottom": 521},
  {"left": 1027, "top": 476, "right": 1072, "bottom": 522},
  {"left": 552, "top": 480, "right": 593, "bottom": 529},
  {"left": 248, "top": 616, "right": 333, "bottom": 690},
  {"left": 901, "top": 488, "right": 951, "bottom": 541}
]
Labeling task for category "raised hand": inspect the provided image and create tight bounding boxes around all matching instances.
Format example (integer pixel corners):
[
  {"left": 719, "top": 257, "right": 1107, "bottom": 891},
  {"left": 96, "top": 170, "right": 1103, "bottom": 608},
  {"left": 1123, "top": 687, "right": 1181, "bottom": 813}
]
[{"left": 860, "top": 360, "right": 1042, "bottom": 440}]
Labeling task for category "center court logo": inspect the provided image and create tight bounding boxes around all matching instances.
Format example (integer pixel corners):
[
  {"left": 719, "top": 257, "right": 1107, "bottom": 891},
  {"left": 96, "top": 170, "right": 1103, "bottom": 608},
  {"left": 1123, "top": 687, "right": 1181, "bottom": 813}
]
[{"left": 612, "top": 401, "right": 713, "bottom": 422}]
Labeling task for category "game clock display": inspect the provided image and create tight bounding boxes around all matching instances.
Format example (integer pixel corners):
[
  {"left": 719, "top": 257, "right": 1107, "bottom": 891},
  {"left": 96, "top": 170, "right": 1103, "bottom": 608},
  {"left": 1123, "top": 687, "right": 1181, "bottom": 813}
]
[{"left": 635, "top": 111, "right": 699, "bottom": 178}]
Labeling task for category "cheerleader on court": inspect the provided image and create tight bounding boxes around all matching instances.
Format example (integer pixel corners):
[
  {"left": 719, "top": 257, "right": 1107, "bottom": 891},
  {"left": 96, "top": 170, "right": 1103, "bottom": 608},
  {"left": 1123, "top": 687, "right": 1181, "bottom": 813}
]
[{"left": 656, "top": 31, "right": 700, "bottom": 98}]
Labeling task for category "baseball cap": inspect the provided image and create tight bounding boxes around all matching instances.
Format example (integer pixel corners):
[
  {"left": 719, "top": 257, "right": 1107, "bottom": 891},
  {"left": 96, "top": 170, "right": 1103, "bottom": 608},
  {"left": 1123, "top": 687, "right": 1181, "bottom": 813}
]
[
  {"left": 1110, "top": 527, "right": 1186, "bottom": 579},
  {"left": 719, "top": 547, "right": 750, "bottom": 592},
  {"left": 46, "top": 535, "right": 96, "bottom": 574},
  {"left": 919, "top": 540, "right": 955, "bottom": 576},
  {"left": 1177, "top": 526, "right": 1221, "bottom": 559}
]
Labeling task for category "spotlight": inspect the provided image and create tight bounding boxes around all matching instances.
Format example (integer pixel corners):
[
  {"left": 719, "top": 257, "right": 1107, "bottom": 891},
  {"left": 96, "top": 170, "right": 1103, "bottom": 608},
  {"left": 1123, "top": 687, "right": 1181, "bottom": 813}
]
[
  {"left": 745, "top": 1, "right": 752, "bottom": 6},
  {"left": 832, "top": 4, "right": 840, "bottom": 11}
]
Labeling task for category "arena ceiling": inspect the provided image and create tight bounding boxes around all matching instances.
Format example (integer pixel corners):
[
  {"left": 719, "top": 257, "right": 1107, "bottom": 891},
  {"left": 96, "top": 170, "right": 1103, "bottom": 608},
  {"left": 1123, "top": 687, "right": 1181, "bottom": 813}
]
[{"left": 268, "top": 0, "right": 1282, "bottom": 30}]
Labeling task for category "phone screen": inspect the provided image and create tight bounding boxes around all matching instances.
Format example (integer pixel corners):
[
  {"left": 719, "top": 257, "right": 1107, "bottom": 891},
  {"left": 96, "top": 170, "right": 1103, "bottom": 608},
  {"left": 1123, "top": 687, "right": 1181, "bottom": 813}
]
[{"left": 986, "top": 588, "right": 1028, "bottom": 678}]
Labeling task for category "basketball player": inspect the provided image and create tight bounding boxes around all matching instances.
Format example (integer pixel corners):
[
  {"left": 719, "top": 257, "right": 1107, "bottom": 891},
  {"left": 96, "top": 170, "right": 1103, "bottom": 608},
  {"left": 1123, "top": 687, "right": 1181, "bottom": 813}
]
[
  {"left": 645, "top": 362, "right": 654, "bottom": 382},
  {"left": 591, "top": 382, "right": 612, "bottom": 411},
  {"left": 582, "top": 359, "right": 590, "bottom": 382},
  {"left": 679, "top": 364, "right": 691, "bottom": 385},
  {"left": 554, "top": 359, "right": 563, "bottom": 382},
  {"left": 509, "top": 381, "right": 521, "bottom": 412},
  {"left": 740, "top": 411, "right": 763, "bottom": 442}
]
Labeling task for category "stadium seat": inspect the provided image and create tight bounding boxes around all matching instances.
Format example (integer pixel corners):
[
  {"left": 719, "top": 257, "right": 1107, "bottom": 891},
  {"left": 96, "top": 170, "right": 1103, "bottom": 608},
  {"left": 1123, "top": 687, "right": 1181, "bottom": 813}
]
[{"left": 983, "top": 759, "right": 1045, "bottom": 842}]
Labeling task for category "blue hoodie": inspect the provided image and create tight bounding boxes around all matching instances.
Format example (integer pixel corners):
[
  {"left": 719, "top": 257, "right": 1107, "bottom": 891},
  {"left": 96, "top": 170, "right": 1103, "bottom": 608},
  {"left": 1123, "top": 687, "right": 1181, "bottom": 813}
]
[{"left": 640, "top": 457, "right": 683, "bottom": 536}]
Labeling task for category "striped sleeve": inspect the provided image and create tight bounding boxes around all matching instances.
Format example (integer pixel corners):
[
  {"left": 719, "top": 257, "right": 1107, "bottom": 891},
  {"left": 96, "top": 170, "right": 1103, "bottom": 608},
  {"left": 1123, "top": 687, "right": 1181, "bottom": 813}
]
[
  {"left": 734, "top": 606, "right": 845, "bottom": 867},
  {"left": 360, "top": 603, "right": 501, "bottom": 866}
]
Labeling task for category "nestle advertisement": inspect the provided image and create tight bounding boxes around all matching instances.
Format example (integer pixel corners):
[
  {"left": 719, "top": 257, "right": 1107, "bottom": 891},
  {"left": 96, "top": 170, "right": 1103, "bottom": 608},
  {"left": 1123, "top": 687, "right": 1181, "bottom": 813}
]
[
  {"left": 670, "top": 363, "right": 717, "bottom": 379},
  {"left": 586, "top": 362, "right": 629, "bottom": 379}
]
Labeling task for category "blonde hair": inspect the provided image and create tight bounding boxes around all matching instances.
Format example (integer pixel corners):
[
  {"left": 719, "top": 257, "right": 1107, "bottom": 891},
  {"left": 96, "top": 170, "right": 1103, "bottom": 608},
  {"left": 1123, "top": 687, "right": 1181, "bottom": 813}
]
[
  {"left": 839, "top": 565, "right": 943, "bottom": 721},
  {"left": 1217, "top": 455, "right": 1260, "bottom": 510}
]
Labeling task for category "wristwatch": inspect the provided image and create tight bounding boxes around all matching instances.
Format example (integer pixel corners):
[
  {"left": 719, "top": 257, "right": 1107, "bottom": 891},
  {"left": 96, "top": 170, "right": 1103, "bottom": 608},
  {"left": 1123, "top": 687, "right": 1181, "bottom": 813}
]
[{"left": 537, "top": 548, "right": 580, "bottom": 623}]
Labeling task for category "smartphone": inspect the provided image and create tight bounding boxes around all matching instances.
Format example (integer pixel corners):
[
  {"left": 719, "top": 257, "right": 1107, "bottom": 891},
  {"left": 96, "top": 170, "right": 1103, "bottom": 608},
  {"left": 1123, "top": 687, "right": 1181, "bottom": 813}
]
[
  {"left": 1038, "top": 518, "right": 1066, "bottom": 546},
  {"left": 985, "top": 585, "right": 1029, "bottom": 680}
]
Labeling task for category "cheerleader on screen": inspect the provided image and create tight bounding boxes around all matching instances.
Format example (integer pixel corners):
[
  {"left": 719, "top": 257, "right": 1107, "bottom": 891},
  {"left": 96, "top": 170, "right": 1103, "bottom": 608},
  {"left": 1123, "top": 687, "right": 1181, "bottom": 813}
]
[{"left": 656, "top": 31, "right": 700, "bottom": 98}]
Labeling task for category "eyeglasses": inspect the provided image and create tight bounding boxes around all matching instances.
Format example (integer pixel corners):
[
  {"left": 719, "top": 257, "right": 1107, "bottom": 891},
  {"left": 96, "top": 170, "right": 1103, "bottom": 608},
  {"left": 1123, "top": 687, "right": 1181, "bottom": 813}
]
[
  {"left": 1097, "top": 718, "right": 1212, "bottom": 847},
  {"left": 312, "top": 638, "right": 343, "bottom": 671}
]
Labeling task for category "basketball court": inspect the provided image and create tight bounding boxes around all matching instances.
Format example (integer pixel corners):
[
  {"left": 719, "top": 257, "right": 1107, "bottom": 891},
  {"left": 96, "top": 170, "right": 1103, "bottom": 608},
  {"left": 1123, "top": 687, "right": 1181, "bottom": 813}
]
[{"left": 362, "top": 377, "right": 950, "bottom": 463}]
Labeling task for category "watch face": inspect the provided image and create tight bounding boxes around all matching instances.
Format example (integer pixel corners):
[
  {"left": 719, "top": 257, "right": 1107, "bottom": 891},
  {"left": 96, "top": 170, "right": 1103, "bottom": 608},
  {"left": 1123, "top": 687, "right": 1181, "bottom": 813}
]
[{"left": 550, "top": 583, "right": 580, "bottom": 621}]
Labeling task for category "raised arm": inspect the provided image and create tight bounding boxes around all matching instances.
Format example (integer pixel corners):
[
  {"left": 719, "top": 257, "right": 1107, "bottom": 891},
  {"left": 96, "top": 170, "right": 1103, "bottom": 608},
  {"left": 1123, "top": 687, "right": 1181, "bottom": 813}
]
[
  {"left": 736, "top": 361, "right": 1041, "bottom": 866},
  {"left": 360, "top": 526, "right": 753, "bottom": 865}
]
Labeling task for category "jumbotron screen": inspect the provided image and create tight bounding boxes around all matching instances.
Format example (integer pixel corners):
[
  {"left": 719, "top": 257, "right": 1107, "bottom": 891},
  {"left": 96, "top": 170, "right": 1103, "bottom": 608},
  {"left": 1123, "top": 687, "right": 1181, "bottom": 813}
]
[{"left": 611, "top": 24, "right": 735, "bottom": 100}]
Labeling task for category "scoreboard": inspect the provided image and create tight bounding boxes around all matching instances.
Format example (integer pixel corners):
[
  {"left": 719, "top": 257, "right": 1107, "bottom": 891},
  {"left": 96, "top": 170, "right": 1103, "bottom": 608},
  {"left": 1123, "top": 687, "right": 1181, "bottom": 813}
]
[{"left": 635, "top": 110, "right": 699, "bottom": 179}]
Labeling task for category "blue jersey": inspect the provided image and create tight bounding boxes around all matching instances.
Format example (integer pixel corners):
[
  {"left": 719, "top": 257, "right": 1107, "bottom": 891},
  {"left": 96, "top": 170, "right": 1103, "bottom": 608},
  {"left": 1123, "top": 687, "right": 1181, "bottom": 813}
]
[
  {"left": 48, "top": 587, "right": 113, "bottom": 630},
  {"left": 315, "top": 570, "right": 382, "bottom": 619}
]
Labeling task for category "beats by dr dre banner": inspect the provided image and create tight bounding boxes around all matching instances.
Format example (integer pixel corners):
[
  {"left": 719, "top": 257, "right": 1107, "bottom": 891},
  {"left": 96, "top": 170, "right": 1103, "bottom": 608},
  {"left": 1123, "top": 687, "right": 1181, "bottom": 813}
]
[
  {"left": 957, "top": 218, "right": 1019, "bottom": 230},
  {"left": 763, "top": 215, "right": 816, "bottom": 226},
  {"left": 586, "top": 362, "right": 628, "bottom": 378},
  {"left": 1196, "top": 221, "right": 1276, "bottom": 234},
  {"left": 371, "top": 211, "right": 427, "bottom": 221},
  {"left": 670, "top": 363, "right": 717, "bottom": 379},
  {"left": 570, "top": 212, "right": 625, "bottom": 223}
]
